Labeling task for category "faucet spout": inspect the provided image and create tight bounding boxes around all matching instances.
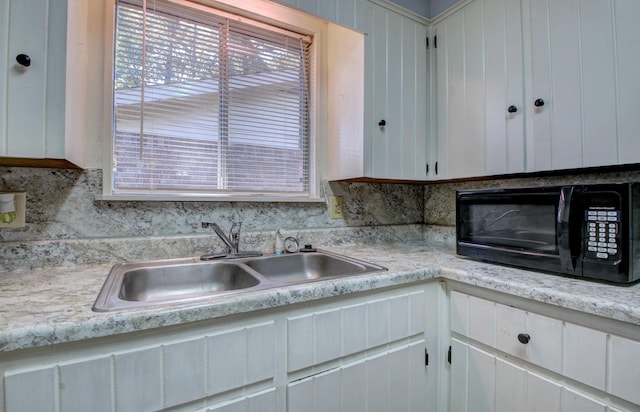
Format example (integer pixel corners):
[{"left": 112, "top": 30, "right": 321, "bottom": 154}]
[
  {"left": 201, "top": 222, "right": 235, "bottom": 253},
  {"left": 200, "top": 221, "right": 262, "bottom": 260}
]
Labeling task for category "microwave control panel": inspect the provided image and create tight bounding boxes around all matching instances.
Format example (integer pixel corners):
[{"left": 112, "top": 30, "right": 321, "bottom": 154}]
[{"left": 585, "top": 208, "right": 620, "bottom": 260}]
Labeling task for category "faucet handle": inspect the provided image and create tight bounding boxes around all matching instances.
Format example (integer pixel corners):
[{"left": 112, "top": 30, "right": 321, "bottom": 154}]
[{"left": 229, "top": 221, "right": 242, "bottom": 237}]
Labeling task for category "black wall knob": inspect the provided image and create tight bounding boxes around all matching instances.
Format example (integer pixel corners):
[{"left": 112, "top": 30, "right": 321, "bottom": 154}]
[
  {"left": 16, "top": 54, "right": 31, "bottom": 67},
  {"left": 378, "top": 119, "right": 386, "bottom": 127},
  {"left": 534, "top": 99, "right": 545, "bottom": 107},
  {"left": 517, "top": 333, "right": 531, "bottom": 344},
  {"left": 508, "top": 105, "right": 518, "bottom": 113}
]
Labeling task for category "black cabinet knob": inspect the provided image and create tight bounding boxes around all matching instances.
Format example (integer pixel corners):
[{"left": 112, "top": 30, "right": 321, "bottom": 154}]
[
  {"left": 508, "top": 105, "right": 518, "bottom": 113},
  {"left": 517, "top": 333, "right": 531, "bottom": 344},
  {"left": 534, "top": 98, "right": 545, "bottom": 107},
  {"left": 16, "top": 54, "right": 31, "bottom": 67},
  {"left": 378, "top": 120, "right": 386, "bottom": 127}
]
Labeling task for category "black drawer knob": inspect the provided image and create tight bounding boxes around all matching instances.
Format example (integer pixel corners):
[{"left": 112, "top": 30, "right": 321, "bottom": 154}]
[
  {"left": 534, "top": 98, "right": 545, "bottom": 107},
  {"left": 517, "top": 333, "right": 531, "bottom": 344},
  {"left": 378, "top": 119, "right": 386, "bottom": 127},
  {"left": 16, "top": 54, "right": 31, "bottom": 67},
  {"left": 508, "top": 105, "right": 518, "bottom": 113}
]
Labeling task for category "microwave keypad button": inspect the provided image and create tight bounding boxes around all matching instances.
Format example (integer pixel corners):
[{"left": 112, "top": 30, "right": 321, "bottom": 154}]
[
  {"left": 598, "top": 242, "right": 608, "bottom": 247},
  {"left": 597, "top": 211, "right": 608, "bottom": 215},
  {"left": 588, "top": 246, "right": 598, "bottom": 252},
  {"left": 597, "top": 252, "right": 609, "bottom": 259},
  {"left": 598, "top": 216, "right": 608, "bottom": 221},
  {"left": 588, "top": 241, "right": 598, "bottom": 246},
  {"left": 608, "top": 248, "right": 618, "bottom": 255},
  {"left": 589, "top": 237, "right": 596, "bottom": 242},
  {"left": 607, "top": 211, "right": 618, "bottom": 216},
  {"left": 588, "top": 215, "right": 597, "bottom": 221},
  {"left": 588, "top": 210, "right": 598, "bottom": 215},
  {"left": 607, "top": 216, "right": 617, "bottom": 221}
]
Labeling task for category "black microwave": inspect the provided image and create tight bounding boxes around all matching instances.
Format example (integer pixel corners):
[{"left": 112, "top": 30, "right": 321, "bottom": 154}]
[{"left": 456, "top": 183, "right": 640, "bottom": 284}]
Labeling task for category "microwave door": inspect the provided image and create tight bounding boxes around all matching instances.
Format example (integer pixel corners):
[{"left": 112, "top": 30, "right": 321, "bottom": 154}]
[{"left": 460, "top": 193, "right": 560, "bottom": 255}]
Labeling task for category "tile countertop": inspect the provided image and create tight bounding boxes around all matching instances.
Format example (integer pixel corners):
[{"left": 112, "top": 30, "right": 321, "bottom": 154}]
[{"left": 2, "top": 241, "right": 640, "bottom": 353}]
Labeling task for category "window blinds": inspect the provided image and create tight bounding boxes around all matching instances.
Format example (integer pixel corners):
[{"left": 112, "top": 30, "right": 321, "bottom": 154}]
[{"left": 113, "top": 0, "right": 312, "bottom": 196}]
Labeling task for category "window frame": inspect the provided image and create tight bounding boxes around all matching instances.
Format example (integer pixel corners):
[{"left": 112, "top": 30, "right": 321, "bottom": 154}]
[{"left": 100, "top": 0, "right": 329, "bottom": 202}]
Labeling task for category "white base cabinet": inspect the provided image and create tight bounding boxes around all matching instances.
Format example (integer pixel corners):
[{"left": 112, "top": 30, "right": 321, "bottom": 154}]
[
  {"left": 288, "top": 341, "right": 426, "bottom": 412},
  {"left": 448, "top": 289, "right": 640, "bottom": 412},
  {"left": 0, "top": 283, "right": 441, "bottom": 412}
]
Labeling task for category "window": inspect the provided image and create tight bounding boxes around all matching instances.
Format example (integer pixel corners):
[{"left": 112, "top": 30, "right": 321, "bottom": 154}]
[{"left": 111, "top": 0, "right": 313, "bottom": 198}]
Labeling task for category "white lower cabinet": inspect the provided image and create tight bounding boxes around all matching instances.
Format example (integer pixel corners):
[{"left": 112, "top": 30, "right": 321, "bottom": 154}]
[
  {"left": 2, "top": 320, "right": 277, "bottom": 412},
  {"left": 451, "top": 338, "right": 614, "bottom": 412},
  {"left": 449, "top": 290, "right": 639, "bottom": 412},
  {"left": 0, "top": 283, "right": 440, "bottom": 412},
  {"left": 285, "top": 285, "right": 437, "bottom": 411},
  {"left": 287, "top": 341, "right": 426, "bottom": 412}
]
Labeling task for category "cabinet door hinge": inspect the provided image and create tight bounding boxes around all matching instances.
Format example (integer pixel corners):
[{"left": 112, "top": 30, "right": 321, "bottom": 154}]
[
  {"left": 425, "top": 348, "right": 429, "bottom": 366},
  {"left": 447, "top": 345, "right": 451, "bottom": 364},
  {"left": 426, "top": 163, "right": 429, "bottom": 175},
  {"left": 434, "top": 35, "right": 438, "bottom": 48},
  {"left": 426, "top": 37, "right": 429, "bottom": 49}
]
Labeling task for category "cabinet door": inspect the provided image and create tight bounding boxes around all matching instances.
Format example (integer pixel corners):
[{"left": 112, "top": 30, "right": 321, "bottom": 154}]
[
  {"left": 450, "top": 339, "right": 609, "bottom": 412},
  {"left": 525, "top": 0, "right": 640, "bottom": 171},
  {"left": 435, "top": 0, "right": 525, "bottom": 180},
  {"left": 366, "top": 5, "right": 429, "bottom": 180},
  {"left": 287, "top": 341, "right": 427, "bottom": 412},
  {"left": 0, "top": 0, "right": 66, "bottom": 159}
]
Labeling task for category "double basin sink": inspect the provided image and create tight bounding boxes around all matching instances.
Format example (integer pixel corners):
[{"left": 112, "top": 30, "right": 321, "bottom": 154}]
[{"left": 92, "top": 251, "right": 386, "bottom": 311}]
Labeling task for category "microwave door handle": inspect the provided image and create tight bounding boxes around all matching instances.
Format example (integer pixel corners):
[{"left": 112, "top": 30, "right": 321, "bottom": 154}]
[{"left": 557, "top": 186, "right": 577, "bottom": 273}]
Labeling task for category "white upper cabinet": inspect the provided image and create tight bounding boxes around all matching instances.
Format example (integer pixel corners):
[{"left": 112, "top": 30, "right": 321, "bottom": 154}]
[
  {"left": 0, "top": 0, "right": 67, "bottom": 160},
  {"left": 435, "top": 0, "right": 640, "bottom": 179},
  {"left": 285, "top": 0, "right": 430, "bottom": 181},
  {"left": 0, "top": 0, "right": 97, "bottom": 167},
  {"left": 525, "top": 0, "right": 640, "bottom": 171},
  {"left": 435, "top": 0, "right": 525, "bottom": 180}
]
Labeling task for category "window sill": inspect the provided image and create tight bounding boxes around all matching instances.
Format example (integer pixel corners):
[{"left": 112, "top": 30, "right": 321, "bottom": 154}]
[{"left": 94, "top": 194, "right": 326, "bottom": 203}]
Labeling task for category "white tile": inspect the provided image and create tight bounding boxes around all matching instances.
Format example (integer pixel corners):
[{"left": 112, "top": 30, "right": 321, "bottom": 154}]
[
  {"left": 450, "top": 291, "right": 469, "bottom": 336},
  {"left": 609, "top": 334, "right": 640, "bottom": 405},
  {"left": 342, "top": 303, "right": 367, "bottom": 355},
  {"left": 59, "top": 356, "right": 112, "bottom": 412},
  {"left": 163, "top": 338, "right": 205, "bottom": 408},
  {"left": 468, "top": 295, "right": 495, "bottom": 347},
  {"left": 287, "top": 314, "right": 314, "bottom": 372},
  {"left": 563, "top": 323, "right": 607, "bottom": 390},
  {"left": 114, "top": 346, "right": 163, "bottom": 412},
  {"left": 314, "top": 309, "right": 342, "bottom": 364},
  {"left": 5, "top": 367, "right": 56, "bottom": 412},
  {"left": 247, "top": 322, "right": 275, "bottom": 383},
  {"left": 206, "top": 328, "right": 246, "bottom": 394},
  {"left": 367, "top": 298, "right": 389, "bottom": 348},
  {"left": 389, "top": 294, "right": 410, "bottom": 341}
]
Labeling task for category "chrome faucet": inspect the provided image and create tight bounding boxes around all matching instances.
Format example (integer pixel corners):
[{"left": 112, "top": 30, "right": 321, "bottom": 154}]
[{"left": 201, "top": 221, "right": 262, "bottom": 260}]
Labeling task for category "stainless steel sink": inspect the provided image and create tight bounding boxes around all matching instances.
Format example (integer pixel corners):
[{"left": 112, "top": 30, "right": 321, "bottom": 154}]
[
  {"left": 120, "top": 263, "right": 260, "bottom": 302},
  {"left": 244, "top": 253, "right": 378, "bottom": 283},
  {"left": 92, "top": 251, "right": 386, "bottom": 312}
]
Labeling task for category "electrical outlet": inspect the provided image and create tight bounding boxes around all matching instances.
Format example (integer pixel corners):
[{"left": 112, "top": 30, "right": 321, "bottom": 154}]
[{"left": 329, "top": 196, "right": 344, "bottom": 219}]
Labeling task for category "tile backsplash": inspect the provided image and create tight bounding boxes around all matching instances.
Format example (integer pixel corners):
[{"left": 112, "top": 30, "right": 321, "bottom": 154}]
[
  {"left": 0, "top": 168, "right": 424, "bottom": 270},
  {"left": 3, "top": 166, "right": 640, "bottom": 271}
]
